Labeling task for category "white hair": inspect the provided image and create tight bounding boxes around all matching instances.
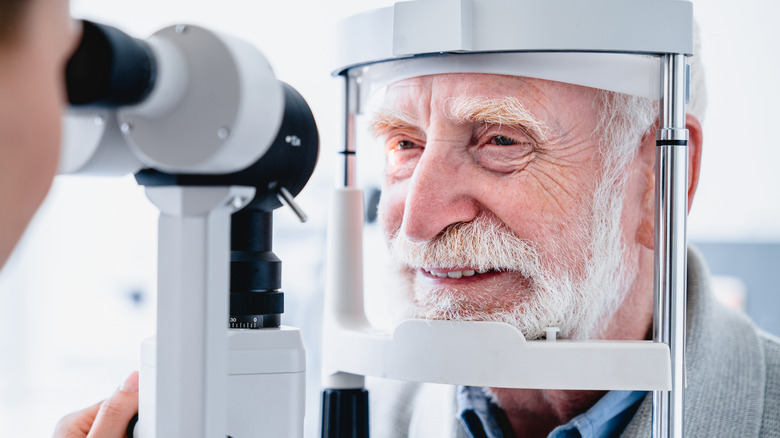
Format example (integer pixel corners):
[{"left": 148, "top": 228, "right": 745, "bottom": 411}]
[{"left": 594, "top": 19, "right": 706, "bottom": 173}]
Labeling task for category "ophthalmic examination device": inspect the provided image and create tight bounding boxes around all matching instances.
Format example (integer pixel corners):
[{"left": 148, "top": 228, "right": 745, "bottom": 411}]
[
  {"left": 61, "top": 19, "right": 318, "bottom": 437},
  {"left": 59, "top": 0, "right": 695, "bottom": 436}
]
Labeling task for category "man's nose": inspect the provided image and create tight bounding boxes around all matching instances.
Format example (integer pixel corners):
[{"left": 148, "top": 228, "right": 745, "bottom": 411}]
[{"left": 400, "top": 143, "right": 479, "bottom": 242}]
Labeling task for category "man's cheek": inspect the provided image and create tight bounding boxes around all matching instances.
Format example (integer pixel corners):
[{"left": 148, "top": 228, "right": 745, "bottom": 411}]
[
  {"left": 376, "top": 184, "right": 408, "bottom": 239},
  {"left": 377, "top": 201, "right": 401, "bottom": 241}
]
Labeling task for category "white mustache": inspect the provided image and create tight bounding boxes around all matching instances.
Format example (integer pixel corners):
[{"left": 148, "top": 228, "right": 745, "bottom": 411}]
[
  {"left": 388, "top": 214, "right": 550, "bottom": 280},
  {"left": 384, "top": 189, "right": 630, "bottom": 340}
]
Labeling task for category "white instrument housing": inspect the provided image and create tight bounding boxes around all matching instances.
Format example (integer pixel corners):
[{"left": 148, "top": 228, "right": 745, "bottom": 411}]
[
  {"left": 58, "top": 22, "right": 311, "bottom": 438},
  {"left": 118, "top": 25, "right": 284, "bottom": 174},
  {"left": 59, "top": 25, "right": 284, "bottom": 177}
]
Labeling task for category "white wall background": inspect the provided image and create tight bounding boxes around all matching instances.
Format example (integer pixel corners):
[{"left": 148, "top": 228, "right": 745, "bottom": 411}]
[
  {"left": 0, "top": 0, "right": 778, "bottom": 436},
  {"left": 688, "top": 0, "right": 780, "bottom": 241}
]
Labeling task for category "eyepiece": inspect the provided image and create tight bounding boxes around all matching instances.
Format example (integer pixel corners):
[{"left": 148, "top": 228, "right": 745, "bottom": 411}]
[{"left": 66, "top": 20, "right": 156, "bottom": 107}]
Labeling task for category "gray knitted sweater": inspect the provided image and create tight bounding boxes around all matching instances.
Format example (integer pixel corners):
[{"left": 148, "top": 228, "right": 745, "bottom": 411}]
[{"left": 367, "top": 248, "right": 780, "bottom": 437}]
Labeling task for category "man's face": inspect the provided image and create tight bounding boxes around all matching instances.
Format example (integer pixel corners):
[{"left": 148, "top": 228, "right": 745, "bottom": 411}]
[{"left": 372, "top": 74, "right": 639, "bottom": 339}]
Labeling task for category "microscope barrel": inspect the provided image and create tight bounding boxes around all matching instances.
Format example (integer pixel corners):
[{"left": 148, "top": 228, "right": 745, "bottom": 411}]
[{"left": 229, "top": 209, "right": 284, "bottom": 329}]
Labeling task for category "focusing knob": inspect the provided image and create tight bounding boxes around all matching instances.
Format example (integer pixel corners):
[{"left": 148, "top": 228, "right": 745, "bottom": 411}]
[{"left": 229, "top": 292, "right": 284, "bottom": 329}]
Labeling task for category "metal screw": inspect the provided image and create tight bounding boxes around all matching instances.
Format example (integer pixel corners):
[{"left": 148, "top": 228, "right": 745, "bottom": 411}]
[
  {"left": 93, "top": 115, "right": 104, "bottom": 126},
  {"left": 231, "top": 197, "right": 246, "bottom": 209},
  {"left": 285, "top": 135, "right": 301, "bottom": 146},
  {"left": 120, "top": 123, "right": 133, "bottom": 134},
  {"left": 217, "top": 128, "right": 230, "bottom": 140}
]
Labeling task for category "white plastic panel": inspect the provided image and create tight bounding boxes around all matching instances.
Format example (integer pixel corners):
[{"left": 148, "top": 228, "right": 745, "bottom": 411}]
[
  {"left": 336, "top": 0, "right": 693, "bottom": 74},
  {"left": 350, "top": 52, "right": 662, "bottom": 113},
  {"left": 326, "top": 320, "right": 671, "bottom": 391},
  {"left": 227, "top": 328, "right": 306, "bottom": 375},
  {"left": 140, "top": 328, "right": 306, "bottom": 438},
  {"left": 59, "top": 111, "right": 144, "bottom": 176}
]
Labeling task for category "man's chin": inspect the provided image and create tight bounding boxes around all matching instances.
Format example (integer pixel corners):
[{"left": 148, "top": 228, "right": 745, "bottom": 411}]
[
  {"left": 410, "top": 286, "right": 576, "bottom": 341},
  {"left": 411, "top": 287, "right": 516, "bottom": 323}
]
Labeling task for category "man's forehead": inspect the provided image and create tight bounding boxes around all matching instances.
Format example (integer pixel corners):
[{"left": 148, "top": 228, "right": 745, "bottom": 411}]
[
  {"left": 380, "top": 73, "right": 583, "bottom": 113},
  {"left": 378, "top": 74, "right": 603, "bottom": 135},
  {"left": 380, "top": 74, "right": 576, "bottom": 129},
  {"left": 385, "top": 74, "right": 531, "bottom": 100}
]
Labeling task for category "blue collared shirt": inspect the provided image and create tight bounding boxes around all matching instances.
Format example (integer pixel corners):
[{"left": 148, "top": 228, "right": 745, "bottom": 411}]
[{"left": 456, "top": 386, "right": 647, "bottom": 438}]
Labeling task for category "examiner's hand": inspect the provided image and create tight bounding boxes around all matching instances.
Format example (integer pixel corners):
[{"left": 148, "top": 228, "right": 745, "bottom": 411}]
[{"left": 53, "top": 371, "right": 139, "bottom": 438}]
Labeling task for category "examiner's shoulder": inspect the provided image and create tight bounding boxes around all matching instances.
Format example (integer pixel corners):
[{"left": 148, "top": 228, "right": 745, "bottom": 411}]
[{"left": 759, "top": 330, "right": 780, "bottom": 437}]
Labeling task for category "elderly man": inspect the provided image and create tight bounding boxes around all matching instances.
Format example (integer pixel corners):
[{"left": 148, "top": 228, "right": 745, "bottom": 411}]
[{"left": 364, "top": 70, "right": 780, "bottom": 437}]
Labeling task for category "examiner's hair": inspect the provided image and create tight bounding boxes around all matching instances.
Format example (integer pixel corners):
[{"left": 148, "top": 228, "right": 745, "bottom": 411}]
[{"left": 0, "top": 0, "right": 31, "bottom": 44}]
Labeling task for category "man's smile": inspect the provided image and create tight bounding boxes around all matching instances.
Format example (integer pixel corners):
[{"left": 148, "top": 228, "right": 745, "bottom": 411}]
[{"left": 420, "top": 267, "right": 499, "bottom": 280}]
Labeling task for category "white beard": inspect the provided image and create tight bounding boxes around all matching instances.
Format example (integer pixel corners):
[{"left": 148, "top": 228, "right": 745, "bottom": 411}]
[{"left": 384, "top": 174, "right": 637, "bottom": 340}]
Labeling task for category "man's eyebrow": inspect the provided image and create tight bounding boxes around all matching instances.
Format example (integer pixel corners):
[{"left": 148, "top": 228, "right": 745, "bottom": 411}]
[
  {"left": 446, "top": 96, "right": 551, "bottom": 143},
  {"left": 369, "top": 106, "right": 418, "bottom": 138}
]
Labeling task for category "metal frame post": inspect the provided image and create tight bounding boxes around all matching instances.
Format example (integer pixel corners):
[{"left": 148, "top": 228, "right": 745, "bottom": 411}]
[
  {"left": 652, "top": 53, "right": 689, "bottom": 438},
  {"left": 340, "top": 74, "right": 359, "bottom": 189}
]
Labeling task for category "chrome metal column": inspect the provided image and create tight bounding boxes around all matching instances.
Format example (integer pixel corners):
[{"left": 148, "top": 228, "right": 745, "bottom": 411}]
[
  {"left": 340, "top": 74, "right": 359, "bottom": 188},
  {"left": 652, "top": 53, "right": 689, "bottom": 438}
]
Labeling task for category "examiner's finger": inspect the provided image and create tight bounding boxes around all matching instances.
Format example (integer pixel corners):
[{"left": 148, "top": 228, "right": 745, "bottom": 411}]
[
  {"left": 52, "top": 401, "right": 101, "bottom": 438},
  {"left": 85, "top": 371, "right": 139, "bottom": 438}
]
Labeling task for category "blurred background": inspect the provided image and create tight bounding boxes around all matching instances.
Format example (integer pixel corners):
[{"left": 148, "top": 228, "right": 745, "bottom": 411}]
[{"left": 0, "top": 0, "right": 778, "bottom": 436}]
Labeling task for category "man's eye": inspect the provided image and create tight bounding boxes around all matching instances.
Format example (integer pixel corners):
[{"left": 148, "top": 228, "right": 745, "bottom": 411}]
[
  {"left": 396, "top": 140, "right": 417, "bottom": 150},
  {"left": 490, "top": 135, "right": 517, "bottom": 146}
]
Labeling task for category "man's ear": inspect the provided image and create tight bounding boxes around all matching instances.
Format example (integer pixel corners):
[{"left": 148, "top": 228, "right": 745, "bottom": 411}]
[
  {"left": 636, "top": 114, "right": 703, "bottom": 250},
  {"left": 686, "top": 114, "right": 703, "bottom": 211}
]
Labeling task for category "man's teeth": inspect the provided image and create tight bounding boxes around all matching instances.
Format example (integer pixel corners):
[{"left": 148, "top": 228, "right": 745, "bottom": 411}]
[{"left": 424, "top": 268, "right": 491, "bottom": 278}]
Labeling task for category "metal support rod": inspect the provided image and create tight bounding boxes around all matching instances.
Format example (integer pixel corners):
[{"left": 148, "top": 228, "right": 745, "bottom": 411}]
[
  {"left": 652, "top": 53, "right": 689, "bottom": 438},
  {"left": 340, "top": 74, "right": 358, "bottom": 188}
]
